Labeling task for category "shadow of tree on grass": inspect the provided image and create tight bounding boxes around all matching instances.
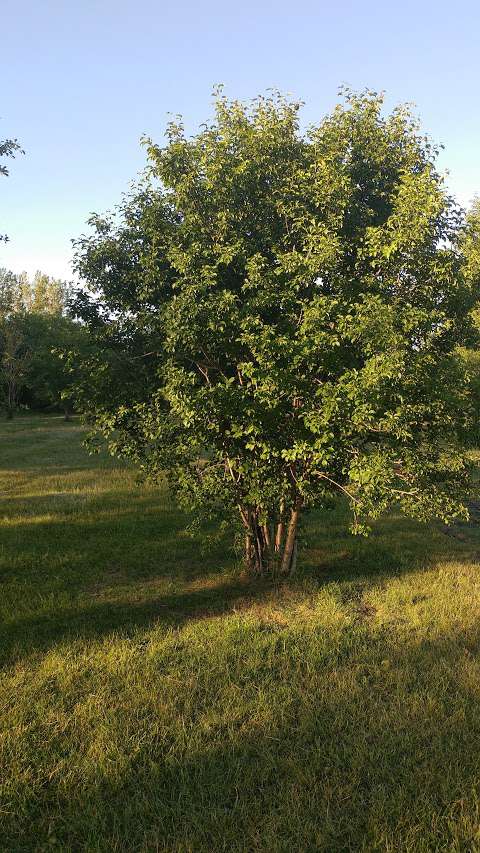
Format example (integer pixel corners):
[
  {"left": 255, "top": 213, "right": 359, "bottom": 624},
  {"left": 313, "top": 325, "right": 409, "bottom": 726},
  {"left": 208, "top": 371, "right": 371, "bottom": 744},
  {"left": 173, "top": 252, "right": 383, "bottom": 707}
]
[
  {"left": 1, "top": 490, "right": 477, "bottom": 669},
  {"left": 3, "top": 621, "right": 480, "bottom": 852},
  {"left": 0, "top": 577, "right": 274, "bottom": 667}
]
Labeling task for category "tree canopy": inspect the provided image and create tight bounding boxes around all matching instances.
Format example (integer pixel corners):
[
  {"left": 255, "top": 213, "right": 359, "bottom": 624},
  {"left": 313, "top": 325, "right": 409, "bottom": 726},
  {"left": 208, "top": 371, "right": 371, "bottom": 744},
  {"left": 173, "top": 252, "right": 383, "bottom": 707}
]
[{"left": 72, "top": 89, "right": 480, "bottom": 575}]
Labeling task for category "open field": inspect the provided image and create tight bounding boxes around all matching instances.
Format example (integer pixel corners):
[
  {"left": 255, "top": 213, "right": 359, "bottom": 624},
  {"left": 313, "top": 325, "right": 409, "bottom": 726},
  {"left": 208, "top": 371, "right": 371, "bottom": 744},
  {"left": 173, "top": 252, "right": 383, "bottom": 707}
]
[{"left": 1, "top": 416, "right": 480, "bottom": 851}]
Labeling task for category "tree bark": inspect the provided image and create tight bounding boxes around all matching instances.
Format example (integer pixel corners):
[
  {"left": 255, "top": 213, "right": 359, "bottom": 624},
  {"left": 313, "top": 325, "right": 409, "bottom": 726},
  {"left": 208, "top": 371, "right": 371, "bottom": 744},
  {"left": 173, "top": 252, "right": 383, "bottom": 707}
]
[
  {"left": 280, "top": 499, "right": 301, "bottom": 575},
  {"left": 242, "top": 508, "right": 271, "bottom": 575},
  {"left": 275, "top": 499, "right": 285, "bottom": 554},
  {"left": 241, "top": 500, "right": 300, "bottom": 577}
]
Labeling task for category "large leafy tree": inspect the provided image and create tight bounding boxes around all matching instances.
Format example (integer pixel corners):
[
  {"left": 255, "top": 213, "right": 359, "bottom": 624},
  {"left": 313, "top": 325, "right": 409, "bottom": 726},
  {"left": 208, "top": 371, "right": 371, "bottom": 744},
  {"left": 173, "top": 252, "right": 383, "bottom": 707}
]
[{"left": 72, "top": 89, "right": 478, "bottom": 576}]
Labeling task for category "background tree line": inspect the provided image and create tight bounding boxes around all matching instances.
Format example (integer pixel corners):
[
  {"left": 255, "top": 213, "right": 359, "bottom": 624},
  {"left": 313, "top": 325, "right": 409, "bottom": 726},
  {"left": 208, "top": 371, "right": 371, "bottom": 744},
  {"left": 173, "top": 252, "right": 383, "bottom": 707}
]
[{"left": 0, "top": 268, "right": 89, "bottom": 419}]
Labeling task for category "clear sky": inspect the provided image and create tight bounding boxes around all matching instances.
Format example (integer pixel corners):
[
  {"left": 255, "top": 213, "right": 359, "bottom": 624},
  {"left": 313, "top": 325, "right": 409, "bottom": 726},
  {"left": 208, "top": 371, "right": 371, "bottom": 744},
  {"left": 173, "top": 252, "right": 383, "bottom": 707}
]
[{"left": 2, "top": 0, "right": 479, "bottom": 282}]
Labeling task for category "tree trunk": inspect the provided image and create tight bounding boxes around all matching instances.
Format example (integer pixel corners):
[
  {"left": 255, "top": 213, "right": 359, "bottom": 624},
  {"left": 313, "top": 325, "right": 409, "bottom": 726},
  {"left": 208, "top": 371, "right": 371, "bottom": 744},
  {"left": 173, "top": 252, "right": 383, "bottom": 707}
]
[
  {"left": 280, "top": 499, "right": 301, "bottom": 576},
  {"left": 241, "top": 500, "right": 301, "bottom": 577},
  {"left": 275, "top": 499, "right": 285, "bottom": 554},
  {"left": 244, "top": 509, "right": 270, "bottom": 575}
]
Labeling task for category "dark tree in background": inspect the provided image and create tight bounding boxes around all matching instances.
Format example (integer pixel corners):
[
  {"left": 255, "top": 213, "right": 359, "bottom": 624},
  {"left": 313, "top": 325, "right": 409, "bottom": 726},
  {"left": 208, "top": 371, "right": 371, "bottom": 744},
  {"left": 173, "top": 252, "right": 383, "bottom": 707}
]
[
  {"left": 72, "top": 89, "right": 480, "bottom": 576},
  {"left": 0, "top": 269, "right": 87, "bottom": 418}
]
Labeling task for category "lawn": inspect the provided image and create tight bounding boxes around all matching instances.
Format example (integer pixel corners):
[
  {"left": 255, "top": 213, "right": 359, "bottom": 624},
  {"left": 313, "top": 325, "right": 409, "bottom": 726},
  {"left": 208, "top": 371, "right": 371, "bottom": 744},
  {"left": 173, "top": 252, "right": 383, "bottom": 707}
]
[{"left": 1, "top": 415, "right": 480, "bottom": 851}]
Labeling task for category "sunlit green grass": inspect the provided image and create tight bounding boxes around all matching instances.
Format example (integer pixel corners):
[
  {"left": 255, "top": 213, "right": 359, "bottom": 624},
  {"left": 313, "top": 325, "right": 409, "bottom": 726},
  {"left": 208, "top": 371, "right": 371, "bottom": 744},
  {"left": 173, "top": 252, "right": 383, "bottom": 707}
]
[{"left": 1, "top": 415, "right": 480, "bottom": 851}]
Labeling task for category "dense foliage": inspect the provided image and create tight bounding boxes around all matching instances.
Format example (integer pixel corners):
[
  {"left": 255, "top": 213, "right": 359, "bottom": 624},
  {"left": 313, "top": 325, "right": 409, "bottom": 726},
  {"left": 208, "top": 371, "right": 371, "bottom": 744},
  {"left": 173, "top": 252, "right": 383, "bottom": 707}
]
[
  {"left": 0, "top": 269, "right": 88, "bottom": 417},
  {"left": 72, "top": 89, "right": 480, "bottom": 575}
]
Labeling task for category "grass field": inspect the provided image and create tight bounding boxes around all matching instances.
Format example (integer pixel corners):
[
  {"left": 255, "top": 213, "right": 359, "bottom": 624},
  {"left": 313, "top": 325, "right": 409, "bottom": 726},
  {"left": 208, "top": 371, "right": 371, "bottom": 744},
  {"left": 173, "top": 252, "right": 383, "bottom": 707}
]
[{"left": 1, "top": 415, "right": 480, "bottom": 851}]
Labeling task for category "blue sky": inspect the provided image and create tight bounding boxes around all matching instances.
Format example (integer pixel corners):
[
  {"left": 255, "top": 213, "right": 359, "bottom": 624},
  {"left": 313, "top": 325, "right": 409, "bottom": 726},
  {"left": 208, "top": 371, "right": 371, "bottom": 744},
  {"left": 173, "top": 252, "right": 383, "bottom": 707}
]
[{"left": 2, "top": 0, "right": 480, "bottom": 281}]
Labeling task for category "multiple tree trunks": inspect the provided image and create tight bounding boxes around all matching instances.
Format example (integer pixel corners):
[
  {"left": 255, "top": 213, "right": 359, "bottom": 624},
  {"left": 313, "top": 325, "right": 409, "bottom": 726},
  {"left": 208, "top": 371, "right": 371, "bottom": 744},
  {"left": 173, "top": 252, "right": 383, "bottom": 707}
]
[{"left": 242, "top": 498, "right": 301, "bottom": 576}]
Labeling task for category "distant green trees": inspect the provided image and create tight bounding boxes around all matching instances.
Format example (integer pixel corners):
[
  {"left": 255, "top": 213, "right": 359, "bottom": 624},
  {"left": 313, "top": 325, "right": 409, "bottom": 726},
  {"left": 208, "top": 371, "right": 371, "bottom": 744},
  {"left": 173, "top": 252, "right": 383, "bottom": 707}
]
[
  {"left": 71, "top": 88, "right": 480, "bottom": 576},
  {"left": 0, "top": 269, "right": 88, "bottom": 418},
  {"left": 0, "top": 316, "right": 28, "bottom": 419}
]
